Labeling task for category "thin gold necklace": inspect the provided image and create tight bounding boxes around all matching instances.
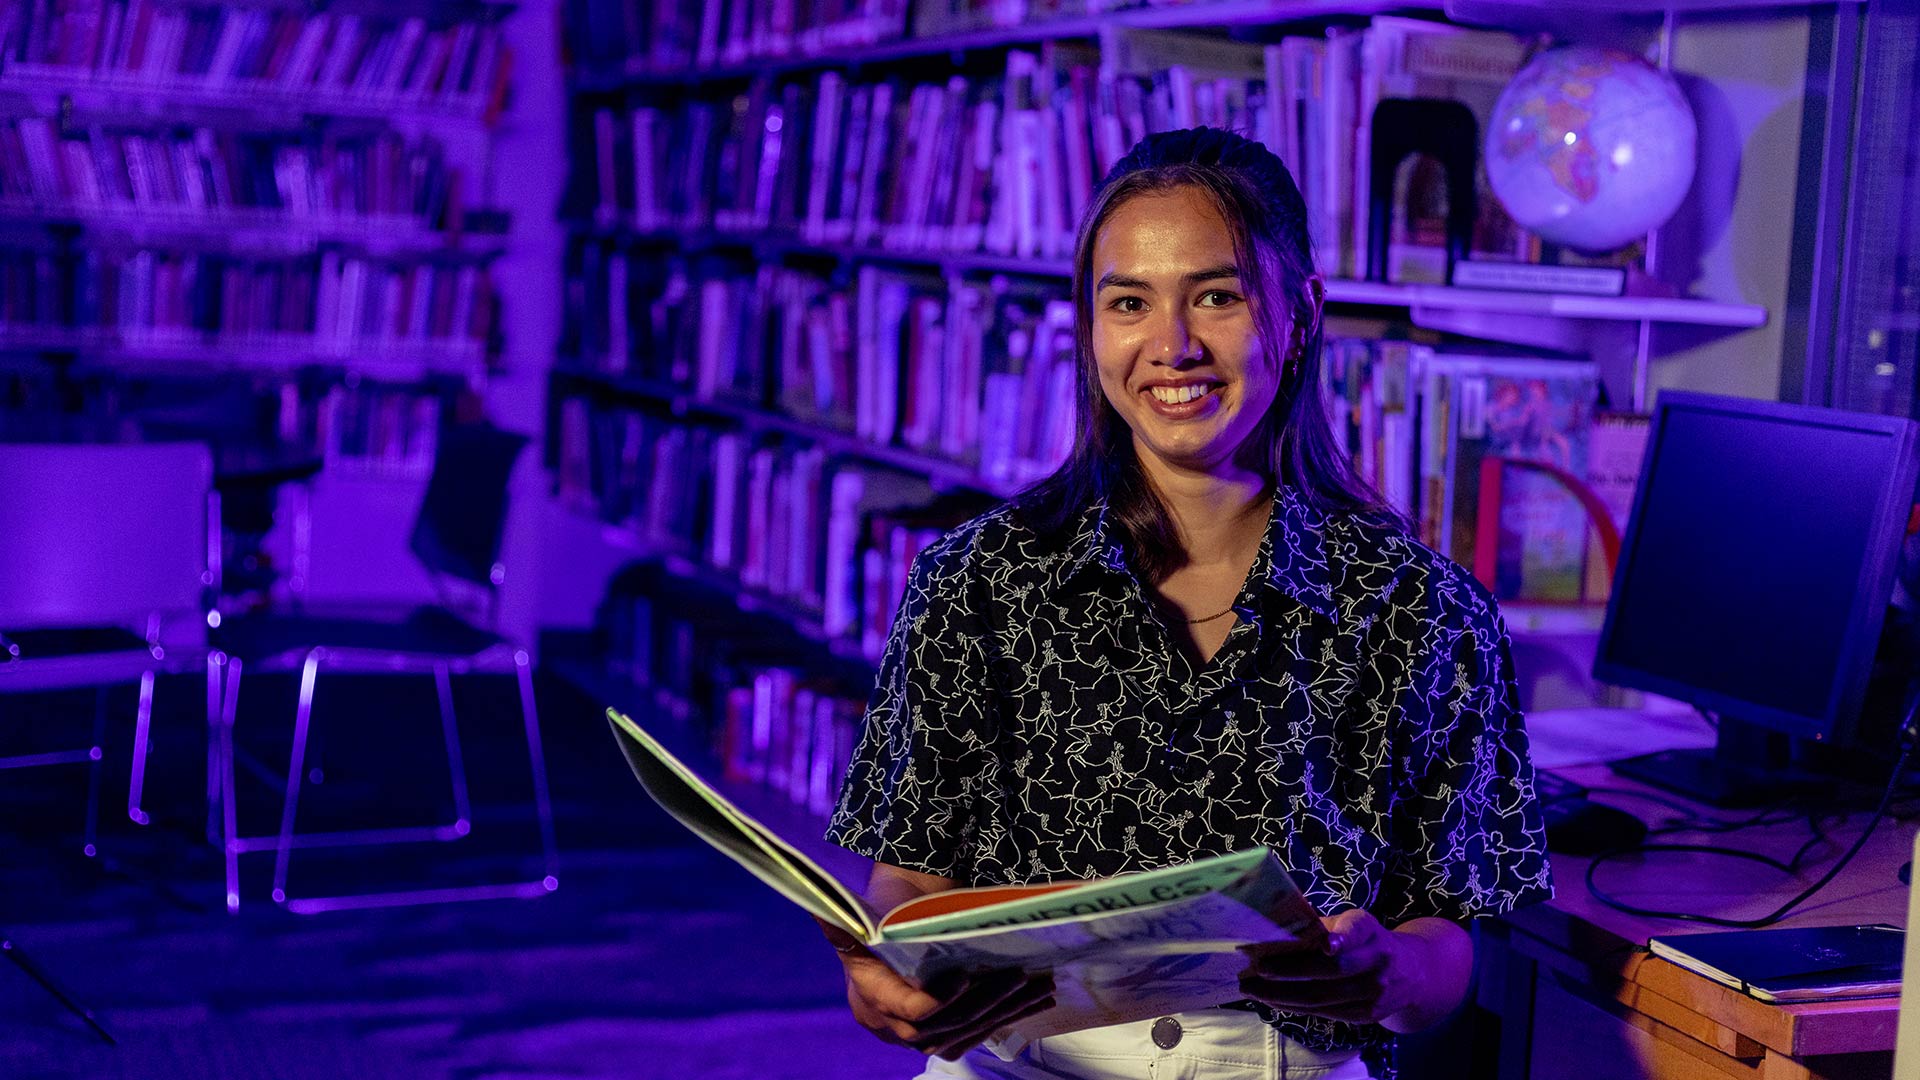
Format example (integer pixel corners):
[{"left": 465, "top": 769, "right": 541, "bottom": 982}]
[{"left": 1186, "top": 606, "right": 1236, "bottom": 625}]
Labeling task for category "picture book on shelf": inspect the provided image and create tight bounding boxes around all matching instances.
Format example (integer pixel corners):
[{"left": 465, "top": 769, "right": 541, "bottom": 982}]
[{"left": 606, "top": 708, "right": 1328, "bottom": 1059}]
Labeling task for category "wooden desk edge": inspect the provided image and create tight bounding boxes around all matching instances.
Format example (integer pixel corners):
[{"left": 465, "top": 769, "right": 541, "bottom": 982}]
[{"left": 1501, "top": 909, "right": 1899, "bottom": 1057}]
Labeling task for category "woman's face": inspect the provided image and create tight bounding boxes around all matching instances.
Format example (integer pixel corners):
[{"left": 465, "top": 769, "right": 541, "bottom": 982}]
[{"left": 1089, "top": 186, "right": 1284, "bottom": 479}]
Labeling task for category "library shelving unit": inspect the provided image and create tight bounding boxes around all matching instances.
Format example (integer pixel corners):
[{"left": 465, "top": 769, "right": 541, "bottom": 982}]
[
  {"left": 545, "top": 0, "right": 1775, "bottom": 779},
  {"left": 0, "top": 0, "right": 518, "bottom": 434}
]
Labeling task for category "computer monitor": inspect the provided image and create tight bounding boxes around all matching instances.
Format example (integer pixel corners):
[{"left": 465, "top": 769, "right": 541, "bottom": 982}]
[{"left": 1593, "top": 391, "right": 1920, "bottom": 805}]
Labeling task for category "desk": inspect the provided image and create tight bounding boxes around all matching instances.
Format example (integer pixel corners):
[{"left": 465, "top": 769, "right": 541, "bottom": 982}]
[{"left": 1486, "top": 761, "right": 1912, "bottom": 1080}]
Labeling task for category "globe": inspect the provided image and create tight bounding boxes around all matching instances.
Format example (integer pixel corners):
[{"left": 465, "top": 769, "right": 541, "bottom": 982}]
[{"left": 1485, "top": 46, "right": 1698, "bottom": 254}]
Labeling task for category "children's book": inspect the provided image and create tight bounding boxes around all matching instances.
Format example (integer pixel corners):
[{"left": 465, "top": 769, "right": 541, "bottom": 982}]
[{"left": 606, "top": 708, "right": 1328, "bottom": 1057}]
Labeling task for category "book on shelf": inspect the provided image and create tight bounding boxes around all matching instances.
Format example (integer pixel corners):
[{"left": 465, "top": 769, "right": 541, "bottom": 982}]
[
  {"left": 1580, "top": 410, "right": 1650, "bottom": 599},
  {"left": 607, "top": 707, "right": 1329, "bottom": 1057},
  {"left": 557, "top": 253, "right": 1078, "bottom": 484},
  {"left": 578, "top": 15, "right": 1657, "bottom": 290},
  {"left": 556, "top": 392, "right": 991, "bottom": 653},
  {"left": 0, "top": 120, "right": 472, "bottom": 233},
  {"left": 562, "top": 0, "right": 909, "bottom": 73},
  {"left": 1426, "top": 350, "right": 1599, "bottom": 603},
  {"left": 279, "top": 380, "right": 442, "bottom": 479},
  {"left": 1322, "top": 339, "right": 1600, "bottom": 603},
  {"left": 0, "top": 246, "right": 494, "bottom": 357}
]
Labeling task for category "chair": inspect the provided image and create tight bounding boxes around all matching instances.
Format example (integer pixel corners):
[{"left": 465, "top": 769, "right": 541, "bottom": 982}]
[
  {"left": 0, "top": 442, "right": 216, "bottom": 855},
  {"left": 208, "top": 421, "right": 558, "bottom": 913}
]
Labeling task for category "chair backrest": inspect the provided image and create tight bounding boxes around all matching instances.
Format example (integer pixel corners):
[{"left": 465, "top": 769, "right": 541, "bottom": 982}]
[
  {"left": 0, "top": 443, "right": 212, "bottom": 630},
  {"left": 409, "top": 422, "right": 527, "bottom": 588}
]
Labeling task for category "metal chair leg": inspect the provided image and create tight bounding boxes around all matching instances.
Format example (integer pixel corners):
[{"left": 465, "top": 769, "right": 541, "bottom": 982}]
[
  {"left": 218, "top": 655, "right": 244, "bottom": 913},
  {"left": 215, "top": 649, "right": 558, "bottom": 914},
  {"left": 434, "top": 662, "right": 473, "bottom": 837},
  {"left": 270, "top": 649, "right": 323, "bottom": 907},
  {"left": 81, "top": 687, "right": 106, "bottom": 859},
  {"left": 517, "top": 650, "right": 560, "bottom": 891},
  {"left": 205, "top": 652, "right": 223, "bottom": 847},
  {"left": 126, "top": 670, "right": 156, "bottom": 827}
]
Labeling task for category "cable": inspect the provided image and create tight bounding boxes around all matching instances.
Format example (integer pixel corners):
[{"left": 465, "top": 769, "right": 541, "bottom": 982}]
[{"left": 1584, "top": 740, "right": 1915, "bottom": 929}]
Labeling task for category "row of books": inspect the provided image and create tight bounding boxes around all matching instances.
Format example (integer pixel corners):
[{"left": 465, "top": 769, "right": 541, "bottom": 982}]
[
  {"left": 1, "top": 121, "right": 472, "bottom": 228},
  {"left": 557, "top": 397, "right": 990, "bottom": 660},
  {"left": 715, "top": 666, "right": 864, "bottom": 815},
  {"left": 562, "top": 0, "right": 907, "bottom": 73},
  {"left": 563, "top": 252, "right": 1077, "bottom": 485},
  {"left": 555, "top": 342, "right": 1625, "bottom": 612},
  {"left": 576, "top": 19, "right": 1630, "bottom": 288},
  {"left": 579, "top": 53, "right": 1108, "bottom": 261},
  {"left": 595, "top": 581, "right": 868, "bottom": 815},
  {"left": 3, "top": 1, "right": 513, "bottom": 115},
  {"left": 1325, "top": 339, "right": 1635, "bottom": 602},
  {"left": 0, "top": 247, "right": 497, "bottom": 347},
  {"left": 562, "top": 0, "right": 1298, "bottom": 77},
  {"left": 276, "top": 380, "right": 443, "bottom": 479}
]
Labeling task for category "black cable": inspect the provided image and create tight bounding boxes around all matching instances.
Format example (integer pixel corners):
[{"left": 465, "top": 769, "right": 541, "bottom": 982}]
[{"left": 1583, "top": 741, "right": 1914, "bottom": 929}]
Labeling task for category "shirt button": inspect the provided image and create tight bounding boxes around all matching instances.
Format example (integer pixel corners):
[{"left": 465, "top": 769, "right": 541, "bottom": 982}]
[{"left": 1151, "top": 1016, "right": 1182, "bottom": 1049}]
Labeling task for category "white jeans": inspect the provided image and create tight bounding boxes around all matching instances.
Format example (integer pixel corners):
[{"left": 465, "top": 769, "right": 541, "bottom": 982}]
[{"left": 912, "top": 1010, "right": 1373, "bottom": 1080}]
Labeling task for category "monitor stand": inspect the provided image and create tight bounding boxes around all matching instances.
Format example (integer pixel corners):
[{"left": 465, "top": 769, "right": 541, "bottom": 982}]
[{"left": 1610, "top": 718, "right": 1830, "bottom": 808}]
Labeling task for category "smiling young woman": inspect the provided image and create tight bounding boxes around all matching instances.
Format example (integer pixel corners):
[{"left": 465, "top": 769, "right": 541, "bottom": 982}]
[{"left": 822, "top": 128, "right": 1554, "bottom": 1080}]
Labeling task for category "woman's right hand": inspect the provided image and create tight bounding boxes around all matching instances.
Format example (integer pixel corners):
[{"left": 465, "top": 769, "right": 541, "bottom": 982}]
[{"left": 839, "top": 948, "right": 1056, "bottom": 1060}]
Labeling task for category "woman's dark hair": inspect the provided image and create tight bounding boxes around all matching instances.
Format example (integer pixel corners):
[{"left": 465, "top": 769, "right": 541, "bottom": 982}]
[{"left": 1014, "top": 126, "right": 1392, "bottom": 583}]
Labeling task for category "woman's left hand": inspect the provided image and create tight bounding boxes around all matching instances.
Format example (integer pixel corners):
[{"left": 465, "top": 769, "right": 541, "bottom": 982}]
[{"left": 1237, "top": 910, "right": 1468, "bottom": 1032}]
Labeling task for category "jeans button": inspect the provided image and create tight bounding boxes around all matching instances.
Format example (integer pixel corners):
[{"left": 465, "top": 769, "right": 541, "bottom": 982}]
[{"left": 1151, "top": 1015, "right": 1182, "bottom": 1049}]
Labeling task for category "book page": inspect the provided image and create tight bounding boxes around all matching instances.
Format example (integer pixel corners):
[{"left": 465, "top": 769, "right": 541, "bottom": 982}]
[
  {"left": 607, "top": 709, "right": 877, "bottom": 939},
  {"left": 873, "top": 889, "right": 1318, "bottom": 1060},
  {"left": 878, "top": 848, "right": 1274, "bottom": 938}
]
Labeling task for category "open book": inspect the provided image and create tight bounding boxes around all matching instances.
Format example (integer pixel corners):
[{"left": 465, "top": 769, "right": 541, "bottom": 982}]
[{"left": 607, "top": 709, "right": 1328, "bottom": 1056}]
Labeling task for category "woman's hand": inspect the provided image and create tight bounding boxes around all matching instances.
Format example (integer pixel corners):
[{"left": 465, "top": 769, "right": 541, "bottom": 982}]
[
  {"left": 820, "top": 919, "right": 1055, "bottom": 1060},
  {"left": 1237, "top": 911, "right": 1472, "bottom": 1033},
  {"left": 843, "top": 952, "right": 1056, "bottom": 1059}
]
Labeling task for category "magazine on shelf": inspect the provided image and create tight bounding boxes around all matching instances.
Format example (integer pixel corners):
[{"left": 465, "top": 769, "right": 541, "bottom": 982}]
[{"left": 606, "top": 708, "right": 1328, "bottom": 1057}]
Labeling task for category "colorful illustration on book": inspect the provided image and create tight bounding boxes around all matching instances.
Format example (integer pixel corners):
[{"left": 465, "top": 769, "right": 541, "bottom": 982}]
[{"left": 1485, "top": 373, "right": 1594, "bottom": 601}]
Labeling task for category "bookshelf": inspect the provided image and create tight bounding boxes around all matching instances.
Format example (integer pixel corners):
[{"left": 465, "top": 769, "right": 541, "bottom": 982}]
[
  {"left": 1, "top": 0, "right": 523, "bottom": 606},
  {"left": 0, "top": 0, "right": 522, "bottom": 443},
  {"left": 570, "top": 1, "right": 1443, "bottom": 89},
  {"left": 548, "top": 0, "right": 1785, "bottom": 807}
]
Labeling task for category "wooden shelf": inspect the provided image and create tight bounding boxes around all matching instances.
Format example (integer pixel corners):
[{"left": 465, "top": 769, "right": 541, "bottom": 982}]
[
  {"left": 553, "top": 363, "right": 1021, "bottom": 497},
  {"left": 576, "top": 222, "right": 1769, "bottom": 329},
  {"left": 572, "top": 0, "right": 1440, "bottom": 89}
]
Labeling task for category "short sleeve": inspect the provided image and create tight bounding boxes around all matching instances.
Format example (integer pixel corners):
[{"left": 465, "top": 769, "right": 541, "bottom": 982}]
[
  {"left": 1375, "top": 573, "right": 1554, "bottom": 924},
  {"left": 825, "top": 540, "right": 996, "bottom": 881}
]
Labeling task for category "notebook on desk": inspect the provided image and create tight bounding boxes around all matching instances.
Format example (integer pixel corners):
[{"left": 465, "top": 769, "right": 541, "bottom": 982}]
[{"left": 1649, "top": 924, "right": 1904, "bottom": 1004}]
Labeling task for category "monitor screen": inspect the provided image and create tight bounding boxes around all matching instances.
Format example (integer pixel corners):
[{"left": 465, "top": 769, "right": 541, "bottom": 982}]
[{"left": 1595, "top": 393, "right": 1917, "bottom": 742}]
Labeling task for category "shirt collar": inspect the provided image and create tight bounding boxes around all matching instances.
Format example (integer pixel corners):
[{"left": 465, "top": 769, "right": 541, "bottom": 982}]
[{"left": 1063, "top": 486, "right": 1340, "bottom": 625}]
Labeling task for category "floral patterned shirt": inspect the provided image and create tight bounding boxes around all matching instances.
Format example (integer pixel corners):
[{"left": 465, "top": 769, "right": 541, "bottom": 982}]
[{"left": 827, "top": 485, "right": 1553, "bottom": 1058}]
